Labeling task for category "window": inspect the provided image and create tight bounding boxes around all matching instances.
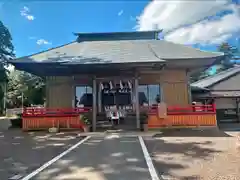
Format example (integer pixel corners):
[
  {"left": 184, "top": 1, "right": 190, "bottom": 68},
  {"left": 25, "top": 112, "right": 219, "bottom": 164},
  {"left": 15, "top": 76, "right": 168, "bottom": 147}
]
[
  {"left": 138, "top": 84, "right": 161, "bottom": 107},
  {"left": 138, "top": 85, "right": 148, "bottom": 106},
  {"left": 75, "top": 86, "right": 92, "bottom": 107}
]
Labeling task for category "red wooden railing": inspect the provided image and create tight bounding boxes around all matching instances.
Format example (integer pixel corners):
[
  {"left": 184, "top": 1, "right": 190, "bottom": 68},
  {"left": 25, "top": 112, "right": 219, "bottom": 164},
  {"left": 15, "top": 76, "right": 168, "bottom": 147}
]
[
  {"left": 23, "top": 104, "right": 216, "bottom": 117},
  {"left": 143, "top": 104, "right": 216, "bottom": 115},
  {"left": 167, "top": 104, "right": 216, "bottom": 115},
  {"left": 22, "top": 107, "right": 92, "bottom": 117}
]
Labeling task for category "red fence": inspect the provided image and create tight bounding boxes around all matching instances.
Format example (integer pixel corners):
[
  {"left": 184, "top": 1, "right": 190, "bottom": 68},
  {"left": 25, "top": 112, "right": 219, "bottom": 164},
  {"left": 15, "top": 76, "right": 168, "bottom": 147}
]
[
  {"left": 23, "top": 107, "right": 92, "bottom": 117},
  {"left": 23, "top": 104, "right": 216, "bottom": 117},
  {"left": 144, "top": 104, "right": 216, "bottom": 115},
  {"left": 167, "top": 104, "right": 216, "bottom": 115}
]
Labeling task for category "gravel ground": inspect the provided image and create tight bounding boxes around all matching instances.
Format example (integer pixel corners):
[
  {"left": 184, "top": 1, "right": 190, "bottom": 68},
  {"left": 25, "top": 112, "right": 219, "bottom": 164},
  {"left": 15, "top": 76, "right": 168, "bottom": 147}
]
[{"left": 144, "top": 129, "right": 240, "bottom": 180}]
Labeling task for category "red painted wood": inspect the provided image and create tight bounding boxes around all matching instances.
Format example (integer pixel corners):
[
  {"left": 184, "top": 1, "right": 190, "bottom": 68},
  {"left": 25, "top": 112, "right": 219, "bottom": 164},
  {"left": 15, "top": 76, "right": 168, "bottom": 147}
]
[
  {"left": 141, "top": 104, "right": 216, "bottom": 115},
  {"left": 22, "top": 116, "right": 86, "bottom": 131},
  {"left": 23, "top": 107, "right": 92, "bottom": 117}
]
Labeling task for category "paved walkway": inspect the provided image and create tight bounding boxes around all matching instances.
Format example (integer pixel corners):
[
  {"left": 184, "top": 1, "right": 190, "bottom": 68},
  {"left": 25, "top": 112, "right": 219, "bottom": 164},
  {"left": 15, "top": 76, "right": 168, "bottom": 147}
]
[
  {"left": 0, "top": 131, "right": 86, "bottom": 180},
  {"left": 21, "top": 135, "right": 157, "bottom": 180}
]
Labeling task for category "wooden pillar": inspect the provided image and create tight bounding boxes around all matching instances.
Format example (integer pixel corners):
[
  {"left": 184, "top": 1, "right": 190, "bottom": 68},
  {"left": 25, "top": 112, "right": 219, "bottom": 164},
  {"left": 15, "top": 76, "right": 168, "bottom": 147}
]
[
  {"left": 92, "top": 77, "right": 97, "bottom": 131},
  {"left": 134, "top": 76, "right": 140, "bottom": 129},
  {"left": 236, "top": 98, "right": 240, "bottom": 123},
  {"left": 45, "top": 77, "right": 49, "bottom": 108},
  {"left": 98, "top": 82, "right": 102, "bottom": 113},
  {"left": 186, "top": 69, "right": 192, "bottom": 104},
  {"left": 72, "top": 76, "right": 75, "bottom": 108}
]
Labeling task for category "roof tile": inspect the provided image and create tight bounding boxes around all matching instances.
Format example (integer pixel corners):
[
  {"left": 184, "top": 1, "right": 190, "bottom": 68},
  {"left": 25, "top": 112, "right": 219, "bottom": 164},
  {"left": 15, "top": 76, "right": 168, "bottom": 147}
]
[{"left": 14, "top": 39, "right": 223, "bottom": 64}]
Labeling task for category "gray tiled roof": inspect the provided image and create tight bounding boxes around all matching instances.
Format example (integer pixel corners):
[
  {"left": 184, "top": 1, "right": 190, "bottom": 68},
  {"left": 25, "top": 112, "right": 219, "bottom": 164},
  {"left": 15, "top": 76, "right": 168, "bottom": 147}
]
[
  {"left": 13, "top": 39, "right": 223, "bottom": 64},
  {"left": 191, "top": 66, "right": 240, "bottom": 88}
]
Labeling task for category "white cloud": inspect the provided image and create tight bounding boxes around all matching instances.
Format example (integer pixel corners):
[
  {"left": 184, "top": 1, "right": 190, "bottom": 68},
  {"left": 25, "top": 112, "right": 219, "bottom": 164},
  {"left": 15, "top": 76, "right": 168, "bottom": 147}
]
[
  {"left": 26, "top": 15, "right": 34, "bottom": 21},
  {"left": 36, "top": 39, "right": 52, "bottom": 45},
  {"left": 118, "top": 10, "right": 123, "bottom": 16},
  {"left": 23, "top": 6, "right": 29, "bottom": 12},
  {"left": 136, "top": 0, "right": 240, "bottom": 45},
  {"left": 28, "top": 36, "right": 37, "bottom": 40},
  {"left": 20, "top": 6, "right": 35, "bottom": 21},
  {"left": 165, "top": 11, "right": 240, "bottom": 45}
]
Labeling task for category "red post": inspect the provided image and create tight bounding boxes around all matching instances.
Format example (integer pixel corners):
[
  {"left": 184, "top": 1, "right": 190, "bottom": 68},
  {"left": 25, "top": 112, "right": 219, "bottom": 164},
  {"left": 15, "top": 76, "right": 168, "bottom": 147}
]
[{"left": 212, "top": 103, "right": 216, "bottom": 113}]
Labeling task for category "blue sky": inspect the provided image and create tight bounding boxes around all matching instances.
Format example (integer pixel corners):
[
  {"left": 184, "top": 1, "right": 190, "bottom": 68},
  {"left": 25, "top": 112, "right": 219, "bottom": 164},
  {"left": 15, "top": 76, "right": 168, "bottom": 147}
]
[
  {"left": 0, "top": 1, "right": 148, "bottom": 57},
  {"left": 0, "top": 0, "right": 239, "bottom": 59}
]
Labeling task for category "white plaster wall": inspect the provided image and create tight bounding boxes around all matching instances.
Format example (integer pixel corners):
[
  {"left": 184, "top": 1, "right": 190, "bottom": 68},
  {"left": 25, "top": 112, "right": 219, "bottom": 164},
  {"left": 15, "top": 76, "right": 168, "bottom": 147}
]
[{"left": 215, "top": 98, "right": 236, "bottom": 109}]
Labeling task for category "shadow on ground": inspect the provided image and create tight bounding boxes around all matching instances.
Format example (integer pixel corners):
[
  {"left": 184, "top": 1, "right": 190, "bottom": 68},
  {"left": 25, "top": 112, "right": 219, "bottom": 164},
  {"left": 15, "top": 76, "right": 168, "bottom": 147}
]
[
  {"left": 0, "top": 129, "right": 84, "bottom": 179},
  {"left": 29, "top": 131, "right": 232, "bottom": 180},
  {"left": 33, "top": 136, "right": 152, "bottom": 180},
  {"left": 146, "top": 129, "right": 235, "bottom": 180}
]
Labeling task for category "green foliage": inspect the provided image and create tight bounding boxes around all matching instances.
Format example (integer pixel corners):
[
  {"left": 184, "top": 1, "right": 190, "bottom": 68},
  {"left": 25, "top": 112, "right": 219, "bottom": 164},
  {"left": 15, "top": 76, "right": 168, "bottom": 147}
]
[
  {"left": 0, "top": 20, "right": 14, "bottom": 83},
  {"left": 0, "top": 20, "right": 46, "bottom": 112},
  {"left": 0, "top": 21, "right": 14, "bottom": 61},
  {"left": 217, "top": 42, "right": 239, "bottom": 71},
  {"left": 79, "top": 113, "right": 91, "bottom": 125},
  {"left": 0, "top": 20, "right": 15, "bottom": 113},
  {"left": 6, "top": 70, "right": 45, "bottom": 108},
  {"left": 191, "top": 42, "right": 240, "bottom": 82}
]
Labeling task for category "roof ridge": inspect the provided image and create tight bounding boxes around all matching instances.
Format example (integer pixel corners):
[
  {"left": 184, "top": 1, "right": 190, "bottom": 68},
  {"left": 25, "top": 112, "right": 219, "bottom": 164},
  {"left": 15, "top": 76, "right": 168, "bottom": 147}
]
[
  {"left": 74, "top": 30, "right": 161, "bottom": 35},
  {"left": 75, "top": 31, "right": 162, "bottom": 41}
]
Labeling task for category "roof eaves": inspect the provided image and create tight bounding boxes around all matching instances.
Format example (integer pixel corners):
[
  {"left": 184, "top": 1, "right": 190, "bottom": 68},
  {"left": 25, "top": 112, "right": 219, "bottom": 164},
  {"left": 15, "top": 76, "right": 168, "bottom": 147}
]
[
  {"left": 8, "top": 41, "right": 76, "bottom": 63},
  {"left": 190, "top": 85, "right": 210, "bottom": 91}
]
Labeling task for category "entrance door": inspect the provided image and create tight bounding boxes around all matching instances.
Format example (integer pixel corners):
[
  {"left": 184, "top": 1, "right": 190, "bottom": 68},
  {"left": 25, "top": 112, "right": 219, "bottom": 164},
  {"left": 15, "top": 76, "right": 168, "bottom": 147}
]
[
  {"left": 100, "top": 80, "right": 134, "bottom": 127},
  {"left": 100, "top": 80, "right": 133, "bottom": 111}
]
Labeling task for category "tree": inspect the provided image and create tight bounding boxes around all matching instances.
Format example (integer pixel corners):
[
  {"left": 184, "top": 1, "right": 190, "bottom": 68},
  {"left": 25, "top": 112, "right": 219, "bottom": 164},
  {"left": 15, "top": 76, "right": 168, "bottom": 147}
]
[
  {"left": 217, "top": 42, "right": 239, "bottom": 71},
  {"left": 0, "top": 20, "right": 15, "bottom": 114},
  {"left": 0, "top": 21, "right": 46, "bottom": 111},
  {"left": 6, "top": 70, "right": 45, "bottom": 108},
  {"left": 191, "top": 42, "right": 239, "bottom": 82}
]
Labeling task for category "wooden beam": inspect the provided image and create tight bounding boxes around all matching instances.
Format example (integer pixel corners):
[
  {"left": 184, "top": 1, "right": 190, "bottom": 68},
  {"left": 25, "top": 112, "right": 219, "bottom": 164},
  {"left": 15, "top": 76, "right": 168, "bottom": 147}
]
[
  {"left": 92, "top": 77, "right": 97, "bottom": 131},
  {"left": 98, "top": 82, "right": 102, "bottom": 113},
  {"left": 186, "top": 69, "right": 192, "bottom": 104},
  {"left": 134, "top": 74, "right": 140, "bottom": 129}
]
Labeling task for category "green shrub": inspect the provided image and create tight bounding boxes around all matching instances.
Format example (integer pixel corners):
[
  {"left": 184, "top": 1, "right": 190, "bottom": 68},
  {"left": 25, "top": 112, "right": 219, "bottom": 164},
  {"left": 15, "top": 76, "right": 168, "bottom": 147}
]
[{"left": 79, "top": 112, "right": 91, "bottom": 126}]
